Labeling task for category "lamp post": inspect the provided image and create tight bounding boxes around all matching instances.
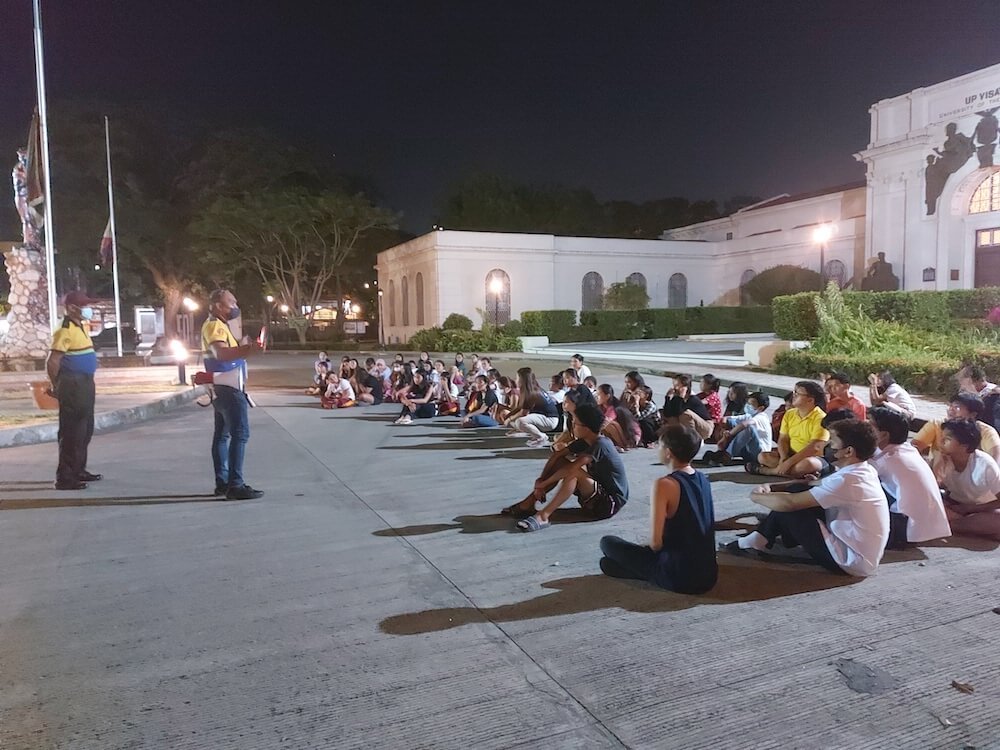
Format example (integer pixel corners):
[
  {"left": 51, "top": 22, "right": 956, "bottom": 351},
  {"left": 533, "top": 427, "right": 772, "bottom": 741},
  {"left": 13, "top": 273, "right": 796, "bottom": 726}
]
[
  {"left": 813, "top": 224, "right": 833, "bottom": 288},
  {"left": 488, "top": 275, "right": 504, "bottom": 327},
  {"left": 377, "top": 289, "right": 385, "bottom": 347}
]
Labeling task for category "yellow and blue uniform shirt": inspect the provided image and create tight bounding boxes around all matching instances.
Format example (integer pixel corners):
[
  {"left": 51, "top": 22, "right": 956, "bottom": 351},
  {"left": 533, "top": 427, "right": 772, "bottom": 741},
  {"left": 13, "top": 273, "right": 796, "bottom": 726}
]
[{"left": 50, "top": 319, "right": 97, "bottom": 375}]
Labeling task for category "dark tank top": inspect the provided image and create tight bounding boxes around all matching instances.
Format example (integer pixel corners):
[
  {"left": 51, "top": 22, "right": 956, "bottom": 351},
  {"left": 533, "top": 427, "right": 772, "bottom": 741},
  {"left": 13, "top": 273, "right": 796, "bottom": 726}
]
[{"left": 654, "top": 470, "right": 718, "bottom": 594}]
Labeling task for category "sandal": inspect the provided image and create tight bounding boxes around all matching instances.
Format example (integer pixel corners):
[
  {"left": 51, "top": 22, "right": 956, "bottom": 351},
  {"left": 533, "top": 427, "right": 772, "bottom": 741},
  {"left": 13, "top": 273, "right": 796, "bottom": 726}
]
[
  {"left": 516, "top": 515, "right": 550, "bottom": 532},
  {"left": 744, "top": 461, "right": 763, "bottom": 475}
]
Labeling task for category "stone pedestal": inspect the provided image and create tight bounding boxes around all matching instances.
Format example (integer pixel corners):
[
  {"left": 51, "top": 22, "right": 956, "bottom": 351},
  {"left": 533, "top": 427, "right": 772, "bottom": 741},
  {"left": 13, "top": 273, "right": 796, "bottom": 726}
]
[{"left": 2, "top": 244, "right": 52, "bottom": 361}]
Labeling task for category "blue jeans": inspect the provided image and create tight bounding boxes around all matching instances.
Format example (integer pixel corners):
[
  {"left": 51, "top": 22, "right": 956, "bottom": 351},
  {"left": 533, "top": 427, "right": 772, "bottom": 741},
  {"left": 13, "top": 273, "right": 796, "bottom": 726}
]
[
  {"left": 729, "top": 428, "right": 764, "bottom": 462},
  {"left": 465, "top": 414, "right": 498, "bottom": 427},
  {"left": 212, "top": 386, "right": 250, "bottom": 489}
]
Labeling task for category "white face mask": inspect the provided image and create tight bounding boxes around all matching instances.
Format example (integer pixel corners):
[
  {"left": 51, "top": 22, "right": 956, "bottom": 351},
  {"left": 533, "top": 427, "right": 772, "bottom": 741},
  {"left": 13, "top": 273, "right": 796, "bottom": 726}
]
[{"left": 80, "top": 307, "right": 94, "bottom": 321}]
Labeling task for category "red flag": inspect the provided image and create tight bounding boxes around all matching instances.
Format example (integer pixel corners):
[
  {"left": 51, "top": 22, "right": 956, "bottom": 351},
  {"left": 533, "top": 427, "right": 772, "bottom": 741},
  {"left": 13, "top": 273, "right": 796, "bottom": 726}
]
[
  {"left": 25, "top": 109, "right": 45, "bottom": 228},
  {"left": 100, "top": 219, "right": 113, "bottom": 266}
]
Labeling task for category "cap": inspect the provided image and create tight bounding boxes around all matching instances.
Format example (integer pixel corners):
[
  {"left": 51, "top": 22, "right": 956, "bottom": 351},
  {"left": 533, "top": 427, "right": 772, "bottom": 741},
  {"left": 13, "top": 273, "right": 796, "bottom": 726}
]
[{"left": 63, "top": 290, "right": 99, "bottom": 307}]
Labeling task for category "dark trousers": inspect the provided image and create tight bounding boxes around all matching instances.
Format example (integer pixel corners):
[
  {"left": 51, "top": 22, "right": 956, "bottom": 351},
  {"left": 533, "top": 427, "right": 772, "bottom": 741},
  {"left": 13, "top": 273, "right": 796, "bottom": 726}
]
[
  {"left": 212, "top": 386, "right": 250, "bottom": 489},
  {"left": 600, "top": 535, "right": 656, "bottom": 581},
  {"left": 56, "top": 371, "right": 95, "bottom": 485},
  {"left": 757, "top": 507, "right": 847, "bottom": 575},
  {"left": 883, "top": 490, "right": 910, "bottom": 549},
  {"left": 399, "top": 402, "right": 436, "bottom": 419}
]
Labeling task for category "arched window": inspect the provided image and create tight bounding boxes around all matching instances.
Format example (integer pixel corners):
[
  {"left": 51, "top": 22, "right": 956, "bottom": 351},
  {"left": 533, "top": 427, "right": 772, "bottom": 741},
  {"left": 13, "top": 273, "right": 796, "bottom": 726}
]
[
  {"left": 484, "top": 269, "right": 511, "bottom": 325},
  {"left": 582, "top": 271, "right": 604, "bottom": 311},
  {"left": 668, "top": 273, "right": 687, "bottom": 309},
  {"left": 388, "top": 280, "right": 396, "bottom": 327},
  {"left": 824, "top": 260, "right": 847, "bottom": 288},
  {"left": 626, "top": 272, "right": 647, "bottom": 289},
  {"left": 401, "top": 276, "right": 410, "bottom": 326},
  {"left": 415, "top": 272, "right": 425, "bottom": 326},
  {"left": 970, "top": 172, "right": 1000, "bottom": 213},
  {"left": 739, "top": 269, "right": 756, "bottom": 305}
]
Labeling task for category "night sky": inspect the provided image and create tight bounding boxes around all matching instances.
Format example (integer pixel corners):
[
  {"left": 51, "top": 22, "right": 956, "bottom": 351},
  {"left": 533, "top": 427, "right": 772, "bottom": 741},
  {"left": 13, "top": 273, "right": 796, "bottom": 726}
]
[{"left": 2, "top": 0, "right": 999, "bottom": 233}]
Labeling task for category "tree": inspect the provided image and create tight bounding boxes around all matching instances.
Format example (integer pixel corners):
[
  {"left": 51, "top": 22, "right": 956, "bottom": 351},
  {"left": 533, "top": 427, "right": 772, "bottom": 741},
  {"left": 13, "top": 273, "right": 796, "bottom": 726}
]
[
  {"left": 604, "top": 281, "right": 649, "bottom": 310},
  {"left": 192, "top": 189, "right": 396, "bottom": 343},
  {"left": 741, "top": 264, "right": 822, "bottom": 305}
]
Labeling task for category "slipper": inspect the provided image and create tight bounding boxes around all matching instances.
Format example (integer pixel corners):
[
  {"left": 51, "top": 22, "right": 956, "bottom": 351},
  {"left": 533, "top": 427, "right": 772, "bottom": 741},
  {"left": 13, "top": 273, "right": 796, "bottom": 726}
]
[
  {"left": 500, "top": 501, "right": 536, "bottom": 518},
  {"left": 744, "top": 461, "right": 763, "bottom": 475},
  {"left": 516, "top": 515, "right": 550, "bottom": 532}
]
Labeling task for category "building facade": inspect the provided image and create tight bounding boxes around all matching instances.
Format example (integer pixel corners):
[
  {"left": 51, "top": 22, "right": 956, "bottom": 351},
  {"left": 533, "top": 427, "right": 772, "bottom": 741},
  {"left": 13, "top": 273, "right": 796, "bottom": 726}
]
[{"left": 377, "top": 63, "right": 1000, "bottom": 343}]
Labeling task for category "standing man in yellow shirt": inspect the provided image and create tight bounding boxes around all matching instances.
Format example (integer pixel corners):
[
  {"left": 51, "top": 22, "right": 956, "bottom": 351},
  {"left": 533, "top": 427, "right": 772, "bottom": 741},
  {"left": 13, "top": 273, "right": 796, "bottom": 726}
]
[
  {"left": 202, "top": 289, "right": 264, "bottom": 500},
  {"left": 46, "top": 291, "right": 102, "bottom": 490}
]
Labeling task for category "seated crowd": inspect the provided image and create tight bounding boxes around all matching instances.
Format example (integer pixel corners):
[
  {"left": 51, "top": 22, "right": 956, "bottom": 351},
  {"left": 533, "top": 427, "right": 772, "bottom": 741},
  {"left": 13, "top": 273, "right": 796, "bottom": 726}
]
[{"left": 306, "top": 351, "right": 1000, "bottom": 591}]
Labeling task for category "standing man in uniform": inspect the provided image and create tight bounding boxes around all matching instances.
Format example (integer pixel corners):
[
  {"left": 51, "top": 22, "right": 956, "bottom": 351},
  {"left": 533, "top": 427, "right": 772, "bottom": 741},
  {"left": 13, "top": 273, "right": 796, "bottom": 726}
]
[
  {"left": 203, "top": 289, "right": 264, "bottom": 500},
  {"left": 46, "top": 291, "right": 102, "bottom": 490}
]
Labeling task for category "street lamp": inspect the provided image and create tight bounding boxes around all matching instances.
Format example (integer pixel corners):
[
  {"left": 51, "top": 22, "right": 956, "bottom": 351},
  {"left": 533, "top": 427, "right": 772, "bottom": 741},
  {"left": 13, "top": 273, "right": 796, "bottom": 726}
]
[
  {"left": 377, "top": 289, "right": 385, "bottom": 347},
  {"left": 813, "top": 224, "right": 834, "bottom": 288},
  {"left": 169, "top": 339, "right": 189, "bottom": 385},
  {"left": 182, "top": 296, "right": 199, "bottom": 312},
  {"left": 488, "top": 275, "right": 504, "bottom": 327},
  {"left": 279, "top": 304, "right": 290, "bottom": 314}
]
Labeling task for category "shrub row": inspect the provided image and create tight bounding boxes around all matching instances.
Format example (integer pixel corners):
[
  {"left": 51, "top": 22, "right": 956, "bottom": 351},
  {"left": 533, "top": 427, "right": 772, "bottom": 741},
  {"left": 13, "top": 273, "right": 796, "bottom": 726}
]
[
  {"left": 407, "top": 327, "right": 523, "bottom": 353},
  {"left": 772, "top": 347, "right": 1000, "bottom": 397},
  {"left": 521, "top": 306, "right": 773, "bottom": 343},
  {"left": 772, "top": 287, "right": 1000, "bottom": 339}
]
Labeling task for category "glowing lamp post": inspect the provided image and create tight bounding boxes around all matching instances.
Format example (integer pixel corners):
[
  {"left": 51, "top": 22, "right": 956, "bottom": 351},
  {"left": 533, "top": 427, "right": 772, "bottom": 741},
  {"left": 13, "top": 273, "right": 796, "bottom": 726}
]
[
  {"left": 170, "top": 339, "right": 189, "bottom": 385},
  {"left": 488, "top": 275, "right": 504, "bottom": 327},
  {"left": 377, "top": 289, "right": 385, "bottom": 347},
  {"left": 813, "top": 224, "right": 833, "bottom": 288}
]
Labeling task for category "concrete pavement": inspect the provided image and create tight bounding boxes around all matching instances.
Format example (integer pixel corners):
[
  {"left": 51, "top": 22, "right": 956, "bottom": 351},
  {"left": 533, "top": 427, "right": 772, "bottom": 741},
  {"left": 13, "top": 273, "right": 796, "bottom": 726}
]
[{"left": 1, "top": 388, "right": 997, "bottom": 748}]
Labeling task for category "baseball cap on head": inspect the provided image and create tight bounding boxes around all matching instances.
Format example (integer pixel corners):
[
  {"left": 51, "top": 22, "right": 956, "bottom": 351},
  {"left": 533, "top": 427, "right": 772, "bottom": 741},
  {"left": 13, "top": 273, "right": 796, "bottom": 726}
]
[{"left": 63, "top": 290, "right": 99, "bottom": 307}]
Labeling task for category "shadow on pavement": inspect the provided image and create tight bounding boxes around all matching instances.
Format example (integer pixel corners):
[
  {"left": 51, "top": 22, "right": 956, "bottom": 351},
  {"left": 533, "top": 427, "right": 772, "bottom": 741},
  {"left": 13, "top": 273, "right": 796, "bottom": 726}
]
[
  {"left": 706, "top": 470, "right": 765, "bottom": 485},
  {"left": 379, "top": 438, "right": 520, "bottom": 452},
  {"left": 0, "top": 494, "right": 242, "bottom": 510},
  {"left": 455, "top": 450, "right": 549, "bottom": 461},
  {"left": 380, "top": 564, "right": 858, "bottom": 635},
  {"left": 373, "top": 509, "right": 594, "bottom": 537},
  {"left": 921, "top": 535, "right": 999, "bottom": 552}
]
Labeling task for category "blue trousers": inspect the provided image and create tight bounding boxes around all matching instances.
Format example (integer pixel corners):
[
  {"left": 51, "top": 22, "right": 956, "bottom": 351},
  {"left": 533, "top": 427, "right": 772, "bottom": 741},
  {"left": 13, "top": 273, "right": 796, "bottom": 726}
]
[
  {"left": 212, "top": 386, "right": 250, "bottom": 489},
  {"left": 465, "top": 413, "right": 498, "bottom": 427}
]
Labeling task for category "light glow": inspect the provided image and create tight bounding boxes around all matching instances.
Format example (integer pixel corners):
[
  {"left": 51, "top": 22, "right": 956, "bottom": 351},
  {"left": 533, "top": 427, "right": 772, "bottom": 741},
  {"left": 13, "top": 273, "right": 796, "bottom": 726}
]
[
  {"left": 182, "top": 297, "right": 199, "bottom": 311},
  {"left": 169, "top": 339, "right": 189, "bottom": 362},
  {"left": 489, "top": 276, "right": 504, "bottom": 295},
  {"left": 813, "top": 224, "right": 834, "bottom": 244}
]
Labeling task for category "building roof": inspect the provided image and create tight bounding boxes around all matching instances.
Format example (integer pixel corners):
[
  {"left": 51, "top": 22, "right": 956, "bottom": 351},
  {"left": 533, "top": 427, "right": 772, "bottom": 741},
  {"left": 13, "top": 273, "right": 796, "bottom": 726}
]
[{"left": 738, "top": 181, "right": 866, "bottom": 213}]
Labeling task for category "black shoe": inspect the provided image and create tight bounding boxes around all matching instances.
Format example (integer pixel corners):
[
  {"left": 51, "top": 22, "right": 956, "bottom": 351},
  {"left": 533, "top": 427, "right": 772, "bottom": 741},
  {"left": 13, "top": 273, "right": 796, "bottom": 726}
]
[
  {"left": 54, "top": 481, "right": 88, "bottom": 491},
  {"left": 213, "top": 484, "right": 227, "bottom": 497},
  {"left": 226, "top": 484, "right": 264, "bottom": 500},
  {"left": 79, "top": 471, "right": 103, "bottom": 482}
]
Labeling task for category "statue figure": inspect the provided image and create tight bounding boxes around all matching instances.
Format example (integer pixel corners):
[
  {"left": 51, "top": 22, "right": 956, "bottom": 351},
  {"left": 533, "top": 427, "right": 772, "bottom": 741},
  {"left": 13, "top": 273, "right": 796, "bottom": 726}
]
[
  {"left": 861, "top": 252, "right": 900, "bottom": 292},
  {"left": 925, "top": 122, "right": 975, "bottom": 215},
  {"left": 11, "top": 148, "right": 43, "bottom": 249},
  {"left": 974, "top": 109, "right": 999, "bottom": 168}
]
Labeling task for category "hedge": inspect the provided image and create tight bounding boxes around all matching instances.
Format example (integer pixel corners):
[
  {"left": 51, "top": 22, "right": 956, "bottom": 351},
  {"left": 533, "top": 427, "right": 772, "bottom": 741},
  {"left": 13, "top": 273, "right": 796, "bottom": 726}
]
[
  {"left": 524, "top": 306, "right": 772, "bottom": 342},
  {"left": 772, "top": 347, "right": 1000, "bottom": 397},
  {"left": 407, "top": 327, "right": 522, "bottom": 353},
  {"left": 772, "top": 287, "right": 1000, "bottom": 339}
]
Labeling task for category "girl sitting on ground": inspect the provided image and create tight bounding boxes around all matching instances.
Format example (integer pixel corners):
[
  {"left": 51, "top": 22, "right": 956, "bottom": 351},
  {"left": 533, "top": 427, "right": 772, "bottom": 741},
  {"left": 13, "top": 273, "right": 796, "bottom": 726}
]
[
  {"left": 723, "top": 382, "right": 751, "bottom": 419},
  {"left": 596, "top": 384, "right": 621, "bottom": 421},
  {"left": 321, "top": 371, "right": 356, "bottom": 409},
  {"left": 933, "top": 418, "right": 1000, "bottom": 540},
  {"left": 394, "top": 369, "right": 436, "bottom": 425},
  {"left": 306, "top": 362, "right": 330, "bottom": 396},
  {"left": 599, "top": 424, "right": 717, "bottom": 594},
  {"left": 494, "top": 376, "right": 520, "bottom": 424},
  {"left": 630, "top": 385, "right": 660, "bottom": 447},
  {"left": 508, "top": 367, "right": 561, "bottom": 448},
  {"left": 698, "top": 374, "right": 725, "bottom": 442},
  {"left": 867, "top": 370, "right": 916, "bottom": 422}
]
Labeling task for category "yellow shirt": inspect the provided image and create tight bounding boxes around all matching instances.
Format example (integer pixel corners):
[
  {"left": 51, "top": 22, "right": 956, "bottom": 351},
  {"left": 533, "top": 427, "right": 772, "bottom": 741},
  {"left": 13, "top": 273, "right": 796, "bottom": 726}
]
[
  {"left": 50, "top": 319, "right": 97, "bottom": 374},
  {"left": 780, "top": 406, "right": 830, "bottom": 453},
  {"left": 201, "top": 317, "right": 238, "bottom": 351},
  {"left": 914, "top": 419, "right": 1000, "bottom": 461}
]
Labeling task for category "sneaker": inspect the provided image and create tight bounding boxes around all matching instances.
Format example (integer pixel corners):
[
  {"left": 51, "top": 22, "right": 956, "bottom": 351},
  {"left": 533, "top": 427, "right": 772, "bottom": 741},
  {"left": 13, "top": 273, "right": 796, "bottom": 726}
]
[
  {"left": 393, "top": 415, "right": 411, "bottom": 425},
  {"left": 213, "top": 484, "right": 227, "bottom": 497},
  {"left": 226, "top": 485, "right": 265, "bottom": 500},
  {"left": 526, "top": 437, "right": 550, "bottom": 448}
]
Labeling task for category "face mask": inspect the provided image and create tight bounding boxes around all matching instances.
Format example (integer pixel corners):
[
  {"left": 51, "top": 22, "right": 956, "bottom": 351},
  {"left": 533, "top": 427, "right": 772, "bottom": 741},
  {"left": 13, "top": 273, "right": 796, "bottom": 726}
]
[
  {"left": 227, "top": 306, "right": 241, "bottom": 321},
  {"left": 80, "top": 307, "right": 94, "bottom": 321}
]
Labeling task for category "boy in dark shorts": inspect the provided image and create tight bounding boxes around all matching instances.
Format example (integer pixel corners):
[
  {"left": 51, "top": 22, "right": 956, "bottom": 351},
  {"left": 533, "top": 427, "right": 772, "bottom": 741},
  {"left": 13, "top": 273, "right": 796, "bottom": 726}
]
[{"left": 512, "top": 403, "right": 628, "bottom": 531}]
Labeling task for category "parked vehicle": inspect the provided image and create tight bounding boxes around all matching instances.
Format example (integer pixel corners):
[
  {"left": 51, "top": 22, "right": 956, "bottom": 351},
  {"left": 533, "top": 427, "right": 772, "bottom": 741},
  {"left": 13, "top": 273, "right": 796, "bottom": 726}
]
[{"left": 92, "top": 324, "right": 140, "bottom": 354}]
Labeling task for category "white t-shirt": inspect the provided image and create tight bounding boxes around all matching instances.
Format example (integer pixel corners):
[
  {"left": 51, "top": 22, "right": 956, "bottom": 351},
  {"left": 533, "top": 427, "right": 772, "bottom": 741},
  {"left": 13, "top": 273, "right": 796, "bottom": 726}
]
[
  {"left": 884, "top": 383, "right": 916, "bottom": 419},
  {"left": 728, "top": 410, "right": 773, "bottom": 450},
  {"left": 550, "top": 387, "right": 567, "bottom": 404},
  {"left": 810, "top": 462, "right": 890, "bottom": 577},
  {"left": 326, "top": 377, "right": 355, "bottom": 401},
  {"left": 870, "top": 443, "right": 951, "bottom": 542},
  {"left": 940, "top": 450, "right": 1000, "bottom": 505},
  {"left": 575, "top": 364, "right": 592, "bottom": 380}
]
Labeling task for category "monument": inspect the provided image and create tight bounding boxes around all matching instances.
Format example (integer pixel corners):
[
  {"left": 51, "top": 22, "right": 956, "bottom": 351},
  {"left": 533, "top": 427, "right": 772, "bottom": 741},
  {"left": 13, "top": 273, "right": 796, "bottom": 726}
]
[{"left": 2, "top": 145, "right": 53, "bottom": 363}]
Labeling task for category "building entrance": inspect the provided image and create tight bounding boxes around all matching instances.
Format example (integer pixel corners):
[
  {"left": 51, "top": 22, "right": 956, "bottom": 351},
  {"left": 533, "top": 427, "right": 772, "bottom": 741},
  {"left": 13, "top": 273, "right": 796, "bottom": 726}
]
[{"left": 975, "top": 227, "right": 1000, "bottom": 287}]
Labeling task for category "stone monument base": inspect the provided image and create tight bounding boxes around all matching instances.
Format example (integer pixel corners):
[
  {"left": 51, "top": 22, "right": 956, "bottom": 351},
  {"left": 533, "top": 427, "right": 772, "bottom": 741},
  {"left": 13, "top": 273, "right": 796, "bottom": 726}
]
[{"left": 2, "top": 244, "right": 52, "bottom": 362}]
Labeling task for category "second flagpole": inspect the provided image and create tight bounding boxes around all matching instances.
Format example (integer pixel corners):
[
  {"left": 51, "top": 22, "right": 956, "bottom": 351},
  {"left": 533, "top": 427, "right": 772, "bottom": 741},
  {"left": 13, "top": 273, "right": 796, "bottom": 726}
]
[{"left": 104, "top": 115, "right": 124, "bottom": 358}]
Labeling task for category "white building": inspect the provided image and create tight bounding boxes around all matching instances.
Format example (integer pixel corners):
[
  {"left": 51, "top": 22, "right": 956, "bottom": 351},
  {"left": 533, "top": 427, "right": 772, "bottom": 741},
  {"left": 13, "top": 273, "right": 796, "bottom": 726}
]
[{"left": 377, "top": 63, "right": 1000, "bottom": 343}]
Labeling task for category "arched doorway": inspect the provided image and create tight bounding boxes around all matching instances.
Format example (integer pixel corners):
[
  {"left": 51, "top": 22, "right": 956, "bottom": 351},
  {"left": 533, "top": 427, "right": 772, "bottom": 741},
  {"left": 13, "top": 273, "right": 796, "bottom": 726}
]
[
  {"left": 582, "top": 272, "right": 604, "bottom": 310},
  {"left": 415, "top": 272, "right": 425, "bottom": 326},
  {"left": 401, "top": 277, "right": 410, "bottom": 326},
  {"left": 969, "top": 171, "right": 1000, "bottom": 287},
  {"left": 626, "top": 272, "right": 647, "bottom": 289},
  {"left": 484, "top": 269, "right": 511, "bottom": 325},
  {"left": 668, "top": 273, "right": 687, "bottom": 309},
  {"left": 388, "top": 280, "right": 396, "bottom": 326},
  {"left": 824, "top": 260, "right": 847, "bottom": 289}
]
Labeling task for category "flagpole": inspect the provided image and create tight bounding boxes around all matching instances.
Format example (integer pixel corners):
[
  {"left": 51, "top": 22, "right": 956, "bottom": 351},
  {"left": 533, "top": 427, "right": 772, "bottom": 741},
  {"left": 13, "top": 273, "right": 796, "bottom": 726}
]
[
  {"left": 104, "top": 116, "right": 124, "bottom": 358},
  {"left": 32, "top": 0, "right": 59, "bottom": 331}
]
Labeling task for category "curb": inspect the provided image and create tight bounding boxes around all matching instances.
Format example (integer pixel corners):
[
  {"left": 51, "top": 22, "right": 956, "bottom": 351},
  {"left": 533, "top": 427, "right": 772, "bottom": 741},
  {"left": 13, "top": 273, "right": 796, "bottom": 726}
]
[{"left": 0, "top": 386, "right": 207, "bottom": 449}]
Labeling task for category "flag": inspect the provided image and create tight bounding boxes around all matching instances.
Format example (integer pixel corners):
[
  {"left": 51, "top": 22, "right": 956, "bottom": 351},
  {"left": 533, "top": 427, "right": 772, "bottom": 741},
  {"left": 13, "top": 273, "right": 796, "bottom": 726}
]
[
  {"left": 99, "top": 219, "right": 113, "bottom": 266},
  {"left": 25, "top": 109, "right": 45, "bottom": 229}
]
